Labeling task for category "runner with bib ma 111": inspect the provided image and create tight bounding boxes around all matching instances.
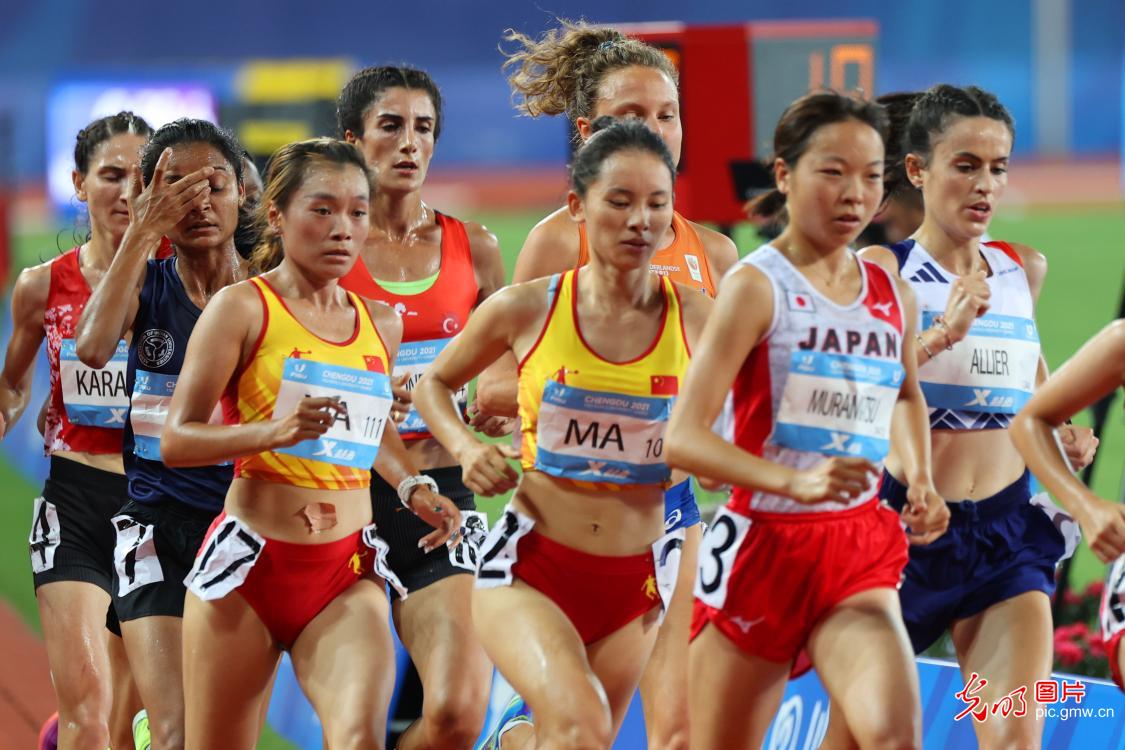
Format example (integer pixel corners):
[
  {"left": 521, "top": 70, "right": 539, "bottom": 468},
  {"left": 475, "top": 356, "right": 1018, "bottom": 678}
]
[{"left": 160, "top": 138, "right": 461, "bottom": 749}]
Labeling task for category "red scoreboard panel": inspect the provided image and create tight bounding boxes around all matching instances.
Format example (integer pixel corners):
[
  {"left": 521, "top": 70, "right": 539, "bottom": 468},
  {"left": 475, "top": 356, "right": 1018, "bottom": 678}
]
[{"left": 618, "top": 20, "right": 878, "bottom": 226}]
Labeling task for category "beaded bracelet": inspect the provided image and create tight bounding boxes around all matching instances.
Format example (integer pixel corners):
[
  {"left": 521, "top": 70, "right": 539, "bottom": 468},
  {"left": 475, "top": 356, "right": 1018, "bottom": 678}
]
[{"left": 916, "top": 333, "right": 938, "bottom": 359}]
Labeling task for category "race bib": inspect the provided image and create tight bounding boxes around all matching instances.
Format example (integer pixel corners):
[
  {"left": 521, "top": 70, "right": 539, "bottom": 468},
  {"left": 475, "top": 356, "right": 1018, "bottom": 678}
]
[
  {"left": 652, "top": 527, "right": 686, "bottom": 618},
  {"left": 920, "top": 311, "right": 1039, "bottom": 414},
  {"left": 394, "top": 338, "right": 467, "bottom": 434},
  {"left": 272, "top": 358, "right": 393, "bottom": 469},
  {"left": 1103, "top": 557, "right": 1125, "bottom": 641},
  {"left": 534, "top": 380, "right": 672, "bottom": 486},
  {"left": 185, "top": 515, "right": 264, "bottom": 601},
  {"left": 59, "top": 338, "right": 129, "bottom": 427},
  {"left": 130, "top": 369, "right": 178, "bottom": 460},
  {"left": 130, "top": 369, "right": 226, "bottom": 462},
  {"left": 773, "top": 350, "right": 903, "bottom": 462}
]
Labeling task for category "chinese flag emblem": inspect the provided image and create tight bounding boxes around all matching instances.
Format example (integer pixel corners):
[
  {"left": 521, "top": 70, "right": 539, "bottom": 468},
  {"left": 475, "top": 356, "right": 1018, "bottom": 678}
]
[
  {"left": 650, "top": 375, "right": 678, "bottom": 395},
  {"left": 363, "top": 355, "right": 386, "bottom": 373}
]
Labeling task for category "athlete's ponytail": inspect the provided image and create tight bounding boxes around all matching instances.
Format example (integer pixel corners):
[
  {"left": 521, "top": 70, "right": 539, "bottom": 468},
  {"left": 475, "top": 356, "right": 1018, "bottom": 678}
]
[
  {"left": 249, "top": 138, "right": 373, "bottom": 274},
  {"left": 878, "top": 91, "right": 923, "bottom": 201},
  {"left": 748, "top": 92, "right": 889, "bottom": 222},
  {"left": 502, "top": 19, "right": 678, "bottom": 128}
]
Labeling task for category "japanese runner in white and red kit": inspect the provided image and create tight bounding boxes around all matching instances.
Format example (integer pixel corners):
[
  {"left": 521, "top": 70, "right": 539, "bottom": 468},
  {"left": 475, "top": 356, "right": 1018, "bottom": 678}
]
[
  {"left": 692, "top": 245, "right": 910, "bottom": 652},
  {"left": 666, "top": 92, "right": 950, "bottom": 750}
]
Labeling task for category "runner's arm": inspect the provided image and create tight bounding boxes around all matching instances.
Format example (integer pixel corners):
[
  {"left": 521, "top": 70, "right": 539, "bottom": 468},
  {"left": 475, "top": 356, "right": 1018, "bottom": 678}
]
[
  {"left": 0, "top": 265, "right": 50, "bottom": 435},
  {"left": 160, "top": 284, "right": 281, "bottom": 466}
]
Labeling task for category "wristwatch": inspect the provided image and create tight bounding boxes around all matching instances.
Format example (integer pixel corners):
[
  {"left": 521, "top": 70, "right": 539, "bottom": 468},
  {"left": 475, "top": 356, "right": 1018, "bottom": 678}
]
[{"left": 396, "top": 475, "right": 439, "bottom": 510}]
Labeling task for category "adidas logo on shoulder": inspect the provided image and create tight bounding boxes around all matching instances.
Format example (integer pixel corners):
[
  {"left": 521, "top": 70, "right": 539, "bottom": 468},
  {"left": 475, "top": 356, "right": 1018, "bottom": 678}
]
[{"left": 909, "top": 262, "right": 949, "bottom": 284}]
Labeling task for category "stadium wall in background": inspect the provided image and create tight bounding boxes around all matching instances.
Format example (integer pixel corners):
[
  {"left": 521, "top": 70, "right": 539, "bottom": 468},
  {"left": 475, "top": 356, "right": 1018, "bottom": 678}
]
[{"left": 0, "top": 0, "right": 1121, "bottom": 185}]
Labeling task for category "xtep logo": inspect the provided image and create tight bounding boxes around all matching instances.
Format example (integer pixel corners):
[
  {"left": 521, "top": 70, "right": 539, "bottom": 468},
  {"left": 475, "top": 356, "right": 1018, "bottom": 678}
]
[
  {"left": 820, "top": 432, "right": 852, "bottom": 453},
  {"left": 968, "top": 388, "right": 993, "bottom": 407}
]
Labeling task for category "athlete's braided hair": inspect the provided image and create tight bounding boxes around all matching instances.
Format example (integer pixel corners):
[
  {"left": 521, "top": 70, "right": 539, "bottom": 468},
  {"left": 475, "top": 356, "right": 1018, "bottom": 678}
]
[
  {"left": 878, "top": 91, "right": 923, "bottom": 200},
  {"left": 903, "top": 84, "right": 1015, "bottom": 175},
  {"left": 502, "top": 19, "right": 678, "bottom": 127},
  {"left": 74, "top": 111, "right": 152, "bottom": 174}
]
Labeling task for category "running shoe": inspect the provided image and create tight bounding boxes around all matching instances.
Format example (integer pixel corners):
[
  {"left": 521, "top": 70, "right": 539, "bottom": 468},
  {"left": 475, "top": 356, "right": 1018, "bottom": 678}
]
[
  {"left": 480, "top": 694, "right": 533, "bottom": 750},
  {"left": 132, "top": 709, "right": 150, "bottom": 750},
  {"left": 37, "top": 712, "right": 58, "bottom": 750}
]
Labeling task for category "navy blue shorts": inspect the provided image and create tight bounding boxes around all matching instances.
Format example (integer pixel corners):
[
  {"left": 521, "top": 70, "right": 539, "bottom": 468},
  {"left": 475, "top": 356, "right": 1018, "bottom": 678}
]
[
  {"left": 882, "top": 469, "right": 1065, "bottom": 654},
  {"left": 664, "top": 479, "right": 701, "bottom": 532}
]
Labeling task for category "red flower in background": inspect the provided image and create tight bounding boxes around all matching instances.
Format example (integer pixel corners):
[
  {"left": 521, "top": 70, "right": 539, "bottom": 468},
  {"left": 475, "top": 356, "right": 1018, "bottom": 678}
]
[
  {"left": 1089, "top": 632, "right": 1108, "bottom": 660},
  {"left": 1051, "top": 578, "right": 1113, "bottom": 679},
  {"left": 1055, "top": 640, "right": 1085, "bottom": 667},
  {"left": 1055, "top": 622, "right": 1090, "bottom": 640}
]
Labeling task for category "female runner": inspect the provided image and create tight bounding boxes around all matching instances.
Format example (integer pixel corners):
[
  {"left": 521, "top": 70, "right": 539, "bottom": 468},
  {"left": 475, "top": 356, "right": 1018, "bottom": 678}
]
[
  {"left": 334, "top": 65, "right": 505, "bottom": 749},
  {"left": 1010, "top": 321, "right": 1125, "bottom": 689},
  {"left": 159, "top": 137, "right": 459, "bottom": 749},
  {"left": 76, "top": 118, "right": 247, "bottom": 750},
  {"left": 0, "top": 112, "right": 150, "bottom": 750},
  {"left": 665, "top": 92, "right": 948, "bottom": 749},
  {"left": 856, "top": 84, "right": 1097, "bottom": 749},
  {"left": 477, "top": 22, "right": 738, "bottom": 747},
  {"left": 416, "top": 120, "right": 711, "bottom": 750}
]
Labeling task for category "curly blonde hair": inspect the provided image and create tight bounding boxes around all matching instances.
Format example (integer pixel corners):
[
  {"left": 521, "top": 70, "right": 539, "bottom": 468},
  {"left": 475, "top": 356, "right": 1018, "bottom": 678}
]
[{"left": 502, "top": 19, "right": 678, "bottom": 124}]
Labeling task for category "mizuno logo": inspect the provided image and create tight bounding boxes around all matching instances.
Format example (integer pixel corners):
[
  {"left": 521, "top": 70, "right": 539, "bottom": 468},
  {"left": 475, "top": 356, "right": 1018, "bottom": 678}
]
[
  {"left": 872, "top": 301, "right": 893, "bottom": 316},
  {"left": 728, "top": 615, "right": 765, "bottom": 633}
]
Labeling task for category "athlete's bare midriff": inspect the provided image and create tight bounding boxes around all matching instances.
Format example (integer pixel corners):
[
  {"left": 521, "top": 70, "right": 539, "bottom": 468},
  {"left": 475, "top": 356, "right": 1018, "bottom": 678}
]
[
  {"left": 511, "top": 471, "right": 665, "bottom": 557},
  {"left": 225, "top": 478, "right": 373, "bottom": 544},
  {"left": 885, "top": 428, "right": 1026, "bottom": 502}
]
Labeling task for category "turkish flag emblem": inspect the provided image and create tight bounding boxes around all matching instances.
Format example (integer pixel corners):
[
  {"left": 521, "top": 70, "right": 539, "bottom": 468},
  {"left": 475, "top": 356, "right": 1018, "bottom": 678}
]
[
  {"left": 650, "top": 375, "right": 679, "bottom": 395},
  {"left": 363, "top": 355, "right": 385, "bottom": 374}
]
